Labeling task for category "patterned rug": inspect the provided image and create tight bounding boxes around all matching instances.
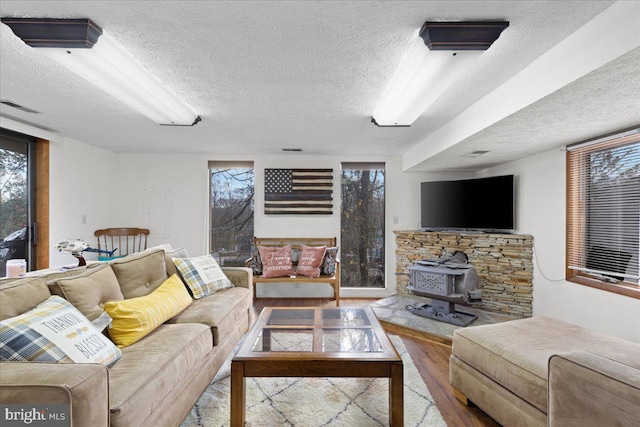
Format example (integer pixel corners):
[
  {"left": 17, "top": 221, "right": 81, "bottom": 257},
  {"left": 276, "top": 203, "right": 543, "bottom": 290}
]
[{"left": 182, "top": 335, "right": 446, "bottom": 427}]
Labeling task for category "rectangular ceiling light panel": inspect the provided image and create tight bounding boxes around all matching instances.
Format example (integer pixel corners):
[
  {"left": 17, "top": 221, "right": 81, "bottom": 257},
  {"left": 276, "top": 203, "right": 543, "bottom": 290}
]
[
  {"left": 372, "top": 36, "right": 481, "bottom": 126},
  {"left": 41, "top": 34, "right": 198, "bottom": 125},
  {"left": 373, "top": 21, "right": 508, "bottom": 127},
  {"left": 1, "top": 18, "right": 199, "bottom": 126}
]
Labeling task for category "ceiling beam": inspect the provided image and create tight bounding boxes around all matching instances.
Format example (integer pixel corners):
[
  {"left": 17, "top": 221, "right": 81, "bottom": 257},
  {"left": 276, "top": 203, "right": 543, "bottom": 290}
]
[{"left": 403, "top": 1, "right": 640, "bottom": 171}]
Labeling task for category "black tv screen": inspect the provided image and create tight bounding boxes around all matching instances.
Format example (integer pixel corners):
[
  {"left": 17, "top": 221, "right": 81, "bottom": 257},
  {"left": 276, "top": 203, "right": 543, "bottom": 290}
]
[{"left": 421, "top": 175, "right": 515, "bottom": 231}]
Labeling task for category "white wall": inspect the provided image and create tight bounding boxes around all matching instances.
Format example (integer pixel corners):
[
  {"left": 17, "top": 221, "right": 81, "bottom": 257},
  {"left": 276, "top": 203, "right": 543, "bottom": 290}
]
[
  {"left": 0, "top": 119, "right": 116, "bottom": 268},
  {"left": 0, "top": 121, "right": 461, "bottom": 296},
  {"left": 8, "top": 120, "right": 637, "bottom": 342},
  {"left": 48, "top": 137, "right": 117, "bottom": 266},
  {"left": 477, "top": 148, "right": 640, "bottom": 342},
  {"left": 112, "top": 153, "right": 464, "bottom": 298}
]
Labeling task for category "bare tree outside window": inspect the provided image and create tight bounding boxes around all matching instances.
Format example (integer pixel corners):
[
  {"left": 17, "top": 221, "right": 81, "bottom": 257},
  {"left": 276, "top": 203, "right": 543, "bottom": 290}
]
[
  {"left": 567, "top": 131, "right": 640, "bottom": 296},
  {"left": 586, "top": 142, "right": 640, "bottom": 282},
  {"left": 210, "top": 168, "right": 254, "bottom": 266},
  {"left": 0, "top": 148, "right": 27, "bottom": 238},
  {"left": 341, "top": 164, "right": 385, "bottom": 288}
]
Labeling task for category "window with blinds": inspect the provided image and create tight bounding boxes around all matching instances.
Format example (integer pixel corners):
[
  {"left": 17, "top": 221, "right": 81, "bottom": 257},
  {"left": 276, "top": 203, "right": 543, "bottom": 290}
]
[{"left": 566, "top": 129, "right": 640, "bottom": 293}]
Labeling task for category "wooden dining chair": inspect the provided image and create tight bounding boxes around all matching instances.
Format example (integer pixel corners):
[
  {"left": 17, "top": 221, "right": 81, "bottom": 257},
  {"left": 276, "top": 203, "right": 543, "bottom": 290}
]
[{"left": 94, "top": 227, "right": 150, "bottom": 259}]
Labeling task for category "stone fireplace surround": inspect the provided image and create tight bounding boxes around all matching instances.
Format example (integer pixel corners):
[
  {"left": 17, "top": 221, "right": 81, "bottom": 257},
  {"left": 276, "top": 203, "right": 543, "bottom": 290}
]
[{"left": 394, "top": 230, "right": 534, "bottom": 317}]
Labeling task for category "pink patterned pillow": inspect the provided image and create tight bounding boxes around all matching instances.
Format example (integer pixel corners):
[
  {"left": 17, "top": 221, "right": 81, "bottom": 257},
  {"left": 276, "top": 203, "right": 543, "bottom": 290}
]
[
  {"left": 259, "top": 246, "right": 294, "bottom": 278},
  {"left": 296, "top": 245, "right": 327, "bottom": 278}
]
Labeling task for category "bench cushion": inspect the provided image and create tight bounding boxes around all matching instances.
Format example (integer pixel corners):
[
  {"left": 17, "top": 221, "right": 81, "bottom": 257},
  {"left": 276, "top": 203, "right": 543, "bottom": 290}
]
[{"left": 452, "top": 316, "right": 640, "bottom": 413}]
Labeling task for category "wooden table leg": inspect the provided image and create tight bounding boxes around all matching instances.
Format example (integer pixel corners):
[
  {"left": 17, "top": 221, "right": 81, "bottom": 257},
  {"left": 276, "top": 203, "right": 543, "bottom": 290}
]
[
  {"left": 230, "top": 361, "right": 246, "bottom": 427},
  {"left": 389, "top": 362, "right": 404, "bottom": 427}
]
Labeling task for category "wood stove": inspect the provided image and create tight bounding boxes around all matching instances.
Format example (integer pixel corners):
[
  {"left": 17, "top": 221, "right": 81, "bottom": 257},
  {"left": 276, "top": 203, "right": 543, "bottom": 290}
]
[{"left": 407, "top": 252, "right": 480, "bottom": 326}]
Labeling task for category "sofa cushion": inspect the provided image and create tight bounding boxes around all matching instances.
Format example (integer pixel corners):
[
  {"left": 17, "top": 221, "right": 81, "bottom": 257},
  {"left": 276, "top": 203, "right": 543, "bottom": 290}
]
[
  {"left": 0, "top": 277, "right": 51, "bottom": 320},
  {"left": 104, "top": 275, "right": 192, "bottom": 348},
  {"left": 48, "top": 264, "right": 124, "bottom": 321},
  {"left": 165, "top": 247, "right": 189, "bottom": 277},
  {"left": 173, "top": 255, "right": 233, "bottom": 299},
  {"left": 108, "top": 323, "right": 212, "bottom": 427},
  {"left": 452, "top": 316, "right": 640, "bottom": 413},
  {"left": 0, "top": 295, "right": 121, "bottom": 365},
  {"left": 166, "top": 286, "right": 251, "bottom": 345},
  {"left": 110, "top": 249, "right": 168, "bottom": 299}
]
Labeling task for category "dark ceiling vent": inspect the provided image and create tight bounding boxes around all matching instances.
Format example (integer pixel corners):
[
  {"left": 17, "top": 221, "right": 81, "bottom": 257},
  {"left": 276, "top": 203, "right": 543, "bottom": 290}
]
[
  {"left": 1, "top": 100, "right": 41, "bottom": 114},
  {"left": 282, "top": 148, "right": 302, "bottom": 152},
  {"left": 466, "top": 150, "right": 489, "bottom": 157}
]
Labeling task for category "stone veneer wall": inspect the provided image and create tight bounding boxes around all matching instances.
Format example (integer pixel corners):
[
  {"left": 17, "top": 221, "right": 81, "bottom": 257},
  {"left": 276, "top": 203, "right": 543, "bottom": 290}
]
[{"left": 394, "top": 231, "right": 534, "bottom": 317}]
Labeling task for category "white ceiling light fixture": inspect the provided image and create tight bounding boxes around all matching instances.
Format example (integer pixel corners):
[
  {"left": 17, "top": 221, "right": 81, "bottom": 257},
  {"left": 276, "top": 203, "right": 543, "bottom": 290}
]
[
  {"left": 372, "top": 21, "right": 509, "bottom": 127},
  {"left": 1, "top": 18, "right": 201, "bottom": 126}
]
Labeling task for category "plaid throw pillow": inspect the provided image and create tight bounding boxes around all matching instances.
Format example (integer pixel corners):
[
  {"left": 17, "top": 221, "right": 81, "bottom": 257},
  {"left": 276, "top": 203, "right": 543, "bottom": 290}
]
[
  {"left": 0, "top": 296, "right": 121, "bottom": 366},
  {"left": 173, "top": 255, "right": 234, "bottom": 299}
]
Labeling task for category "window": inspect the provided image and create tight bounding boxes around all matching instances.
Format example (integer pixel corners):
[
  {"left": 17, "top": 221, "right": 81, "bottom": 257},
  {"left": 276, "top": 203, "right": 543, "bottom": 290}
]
[
  {"left": 566, "top": 129, "right": 640, "bottom": 298},
  {"left": 341, "top": 163, "right": 385, "bottom": 288},
  {"left": 209, "top": 162, "right": 254, "bottom": 267}
]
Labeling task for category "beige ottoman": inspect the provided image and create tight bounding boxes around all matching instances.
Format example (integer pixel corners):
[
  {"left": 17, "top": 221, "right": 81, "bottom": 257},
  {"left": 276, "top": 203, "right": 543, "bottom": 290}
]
[{"left": 449, "top": 316, "right": 640, "bottom": 427}]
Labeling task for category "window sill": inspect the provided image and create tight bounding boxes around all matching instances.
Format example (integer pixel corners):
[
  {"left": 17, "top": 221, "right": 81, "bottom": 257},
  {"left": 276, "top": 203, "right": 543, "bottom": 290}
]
[{"left": 568, "top": 275, "right": 640, "bottom": 299}]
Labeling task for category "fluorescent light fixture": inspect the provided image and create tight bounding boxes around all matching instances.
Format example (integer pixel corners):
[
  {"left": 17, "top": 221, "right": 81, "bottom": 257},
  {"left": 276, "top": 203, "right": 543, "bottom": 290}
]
[
  {"left": 372, "top": 22, "right": 509, "bottom": 127},
  {"left": 1, "top": 18, "right": 200, "bottom": 126}
]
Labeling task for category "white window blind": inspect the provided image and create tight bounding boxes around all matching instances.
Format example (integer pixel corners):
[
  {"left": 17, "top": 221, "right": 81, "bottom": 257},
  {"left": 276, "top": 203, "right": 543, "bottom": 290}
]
[{"left": 567, "top": 129, "right": 640, "bottom": 284}]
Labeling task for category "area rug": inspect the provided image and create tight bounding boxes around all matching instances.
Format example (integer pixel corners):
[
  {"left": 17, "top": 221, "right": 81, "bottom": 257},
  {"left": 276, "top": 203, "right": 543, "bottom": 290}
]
[{"left": 182, "top": 335, "right": 446, "bottom": 427}]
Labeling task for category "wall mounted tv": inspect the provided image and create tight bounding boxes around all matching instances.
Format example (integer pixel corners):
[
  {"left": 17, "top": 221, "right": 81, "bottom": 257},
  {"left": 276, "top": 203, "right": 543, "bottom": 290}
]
[{"left": 421, "top": 175, "right": 515, "bottom": 232}]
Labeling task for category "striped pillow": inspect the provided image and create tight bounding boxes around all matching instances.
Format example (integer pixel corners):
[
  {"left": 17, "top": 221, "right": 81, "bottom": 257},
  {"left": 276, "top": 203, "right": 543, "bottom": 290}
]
[
  {"left": 0, "top": 296, "right": 121, "bottom": 366},
  {"left": 173, "top": 255, "right": 234, "bottom": 299}
]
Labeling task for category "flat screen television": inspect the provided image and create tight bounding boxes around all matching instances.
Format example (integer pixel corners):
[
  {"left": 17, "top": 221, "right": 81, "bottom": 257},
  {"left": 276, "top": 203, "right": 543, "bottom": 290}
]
[{"left": 421, "top": 175, "right": 515, "bottom": 232}]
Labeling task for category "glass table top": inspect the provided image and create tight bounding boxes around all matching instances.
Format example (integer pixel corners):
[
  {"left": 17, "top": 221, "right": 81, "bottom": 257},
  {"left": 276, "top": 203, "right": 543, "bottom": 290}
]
[{"left": 249, "top": 308, "right": 384, "bottom": 353}]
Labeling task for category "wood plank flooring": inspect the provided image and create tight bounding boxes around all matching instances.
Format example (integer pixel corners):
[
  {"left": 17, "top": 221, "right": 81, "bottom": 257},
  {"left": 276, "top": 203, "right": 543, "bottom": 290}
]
[{"left": 252, "top": 298, "right": 500, "bottom": 427}]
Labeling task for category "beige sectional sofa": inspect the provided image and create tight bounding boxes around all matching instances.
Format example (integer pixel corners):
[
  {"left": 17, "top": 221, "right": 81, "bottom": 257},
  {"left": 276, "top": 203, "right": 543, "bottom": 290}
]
[
  {"left": 450, "top": 316, "right": 640, "bottom": 427},
  {"left": 0, "top": 248, "right": 253, "bottom": 427}
]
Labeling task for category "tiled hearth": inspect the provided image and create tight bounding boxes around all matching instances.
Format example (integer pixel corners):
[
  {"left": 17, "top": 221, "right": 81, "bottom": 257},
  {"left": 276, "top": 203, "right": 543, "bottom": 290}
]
[{"left": 371, "top": 294, "right": 518, "bottom": 346}]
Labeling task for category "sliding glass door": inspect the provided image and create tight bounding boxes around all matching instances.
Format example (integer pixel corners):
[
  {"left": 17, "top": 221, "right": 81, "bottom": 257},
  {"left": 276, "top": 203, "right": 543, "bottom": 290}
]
[{"left": 0, "top": 129, "right": 36, "bottom": 276}]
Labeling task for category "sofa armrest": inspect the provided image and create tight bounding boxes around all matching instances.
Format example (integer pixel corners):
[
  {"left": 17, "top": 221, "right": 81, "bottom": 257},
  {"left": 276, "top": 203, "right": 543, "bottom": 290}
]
[
  {"left": 548, "top": 351, "right": 640, "bottom": 427},
  {"left": 0, "top": 362, "right": 110, "bottom": 427},
  {"left": 222, "top": 267, "right": 253, "bottom": 291}
]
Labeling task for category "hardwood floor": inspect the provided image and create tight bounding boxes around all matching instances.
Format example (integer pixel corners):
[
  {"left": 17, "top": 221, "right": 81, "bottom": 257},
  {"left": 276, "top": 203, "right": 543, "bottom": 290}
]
[{"left": 252, "top": 298, "right": 500, "bottom": 427}]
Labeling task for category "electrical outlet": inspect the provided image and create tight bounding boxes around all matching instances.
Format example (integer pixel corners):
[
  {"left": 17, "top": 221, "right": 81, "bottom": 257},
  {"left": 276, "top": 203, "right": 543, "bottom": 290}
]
[{"left": 81, "top": 214, "right": 87, "bottom": 224}]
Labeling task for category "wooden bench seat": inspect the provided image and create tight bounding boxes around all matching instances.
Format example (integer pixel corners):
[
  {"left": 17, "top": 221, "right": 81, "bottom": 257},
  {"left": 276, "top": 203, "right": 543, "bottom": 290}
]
[{"left": 247, "top": 237, "right": 340, "bottom": 306}]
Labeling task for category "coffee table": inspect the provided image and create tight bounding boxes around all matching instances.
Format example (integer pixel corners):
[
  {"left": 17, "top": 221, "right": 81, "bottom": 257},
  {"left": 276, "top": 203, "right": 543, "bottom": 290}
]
[{"left": 230, "top": 306, "right": 403, "bottom": 426}]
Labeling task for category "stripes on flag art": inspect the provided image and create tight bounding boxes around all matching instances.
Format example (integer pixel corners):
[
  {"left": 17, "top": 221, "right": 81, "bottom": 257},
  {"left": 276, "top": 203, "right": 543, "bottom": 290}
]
[{"left": 264, "top": 169, "right": 333, "bottom": 214}]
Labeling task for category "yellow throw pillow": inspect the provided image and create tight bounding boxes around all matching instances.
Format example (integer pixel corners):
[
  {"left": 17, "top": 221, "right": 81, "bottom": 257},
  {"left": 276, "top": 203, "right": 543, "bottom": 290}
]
[{"left": 104, "top": 274, "right": 192, "bottom": 348}]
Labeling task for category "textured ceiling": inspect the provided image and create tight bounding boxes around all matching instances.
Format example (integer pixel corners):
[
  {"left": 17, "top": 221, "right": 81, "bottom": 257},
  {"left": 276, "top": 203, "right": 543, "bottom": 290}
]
[
  {"left": 421, "top": 46, "right": 640, "bottom": 171},
  {"left": 0, "top": 0, "right": 634, "bottom": 171}
]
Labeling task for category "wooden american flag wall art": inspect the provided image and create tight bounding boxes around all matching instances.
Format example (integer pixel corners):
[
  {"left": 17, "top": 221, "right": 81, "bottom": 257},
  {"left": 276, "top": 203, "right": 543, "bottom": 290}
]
[{"left": 264, "top": 169, "right": 333, "bottom": 214}]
